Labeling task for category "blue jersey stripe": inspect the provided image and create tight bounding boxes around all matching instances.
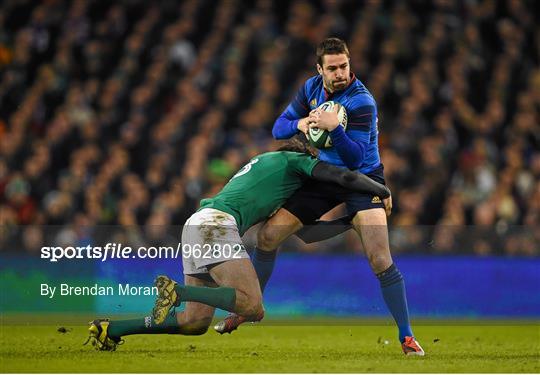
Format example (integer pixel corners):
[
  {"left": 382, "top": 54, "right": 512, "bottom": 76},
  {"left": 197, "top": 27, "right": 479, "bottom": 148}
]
[
  {"left": 346, "top": 129, "right": 370, "bottom": 143},
  {"left": 348, "top": 123, "right": 371, "bottom": 131}
]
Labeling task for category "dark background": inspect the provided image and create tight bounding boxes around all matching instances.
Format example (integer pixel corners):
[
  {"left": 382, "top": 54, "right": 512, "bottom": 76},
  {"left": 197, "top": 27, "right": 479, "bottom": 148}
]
[{"left": 0, "top": 0, "right": 538, "bottom": 256}]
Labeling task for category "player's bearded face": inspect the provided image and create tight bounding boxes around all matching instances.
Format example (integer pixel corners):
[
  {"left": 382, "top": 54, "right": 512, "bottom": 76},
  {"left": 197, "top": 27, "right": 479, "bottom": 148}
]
[{"left": 319, "top": 54, "right": 351, "bottom": 93}]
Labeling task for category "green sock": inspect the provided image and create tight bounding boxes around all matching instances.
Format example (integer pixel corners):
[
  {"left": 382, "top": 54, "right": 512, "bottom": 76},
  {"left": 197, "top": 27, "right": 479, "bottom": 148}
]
[
  {"left": 108, "top": 314, "right": 180, "bottom": 340},
  {"left": 175, "top": 285, "right": 236, "bottom": 312}
]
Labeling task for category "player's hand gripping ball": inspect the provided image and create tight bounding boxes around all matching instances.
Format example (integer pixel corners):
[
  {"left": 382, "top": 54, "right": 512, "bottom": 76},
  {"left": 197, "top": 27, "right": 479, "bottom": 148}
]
[{"left": 307, "top": 101, "right": 348, "bottom": 149}]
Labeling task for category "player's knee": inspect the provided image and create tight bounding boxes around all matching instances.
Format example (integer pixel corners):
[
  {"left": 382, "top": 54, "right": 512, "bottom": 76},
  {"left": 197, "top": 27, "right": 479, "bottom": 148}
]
[
  {"left": 367, "top": 252, "right": 392, "bottom": 273},
  {"left": 257, "top": 227, "right": 280, "bottom": 251}
]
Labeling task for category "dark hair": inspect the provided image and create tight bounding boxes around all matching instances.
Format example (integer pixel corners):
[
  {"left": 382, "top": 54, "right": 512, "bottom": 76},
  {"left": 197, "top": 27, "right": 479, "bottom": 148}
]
[
  {"left": 316, "top": 37, "right": 350, "bottom": 66},
  {"left": 277, "top": 138, "right": 318, "bottom": 157}
]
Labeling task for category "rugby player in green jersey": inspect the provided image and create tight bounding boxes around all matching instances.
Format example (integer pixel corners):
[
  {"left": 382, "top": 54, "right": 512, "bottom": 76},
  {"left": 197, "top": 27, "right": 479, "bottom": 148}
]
[{"left": 86, "top": 141, "right": 390, "bottom": 350}]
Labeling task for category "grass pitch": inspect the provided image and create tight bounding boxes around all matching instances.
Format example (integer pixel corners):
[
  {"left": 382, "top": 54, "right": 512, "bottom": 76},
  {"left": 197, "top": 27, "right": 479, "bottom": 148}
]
[{"left": 1, "top": 319, "right": 539, "bottom": 373}]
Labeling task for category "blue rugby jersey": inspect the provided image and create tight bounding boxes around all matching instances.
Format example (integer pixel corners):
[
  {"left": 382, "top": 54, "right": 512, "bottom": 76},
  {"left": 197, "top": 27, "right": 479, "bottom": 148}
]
[{"left": 273, "top": 74, "right": 381, "bottom": 174}]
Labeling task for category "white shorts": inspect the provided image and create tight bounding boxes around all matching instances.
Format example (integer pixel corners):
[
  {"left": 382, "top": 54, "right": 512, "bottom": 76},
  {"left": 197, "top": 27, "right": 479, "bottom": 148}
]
[{"left": 181, "top": 208, "right": 249, "bottom": 275}]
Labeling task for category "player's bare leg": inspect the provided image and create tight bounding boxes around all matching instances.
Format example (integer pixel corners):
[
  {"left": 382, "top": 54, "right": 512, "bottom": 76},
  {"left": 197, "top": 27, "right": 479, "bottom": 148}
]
[
  {"left": 211, "top": 259, "right": 265, "bottom": 333},
  {"left": 352, "top": 208, "right": 424, "bottom": 356},
  {"left": 175, "top": 275, "right": 216, "bottom": 335},
  {"left": 209, "top": 259, "right": 264, "bottom": 320},
  {"left": 257, "top": 208, "right": 304, "bottom": 251},
  {"left": 351, "top": 208, "right": 392, "bottom": 273},
  {"left": 215, "top": 209, "right": 301, "bottom": 334},
  {"left": 154, "top": 259, "right": 264, "bottom": 328},
  {"left": 86, "top": 276, "right": 217, "bottom": 351}
]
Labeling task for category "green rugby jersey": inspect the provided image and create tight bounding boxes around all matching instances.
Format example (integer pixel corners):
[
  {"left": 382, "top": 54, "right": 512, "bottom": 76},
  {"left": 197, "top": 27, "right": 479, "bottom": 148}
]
[{"left": 199, "top": 151, "right": 319, "bottom": 236}]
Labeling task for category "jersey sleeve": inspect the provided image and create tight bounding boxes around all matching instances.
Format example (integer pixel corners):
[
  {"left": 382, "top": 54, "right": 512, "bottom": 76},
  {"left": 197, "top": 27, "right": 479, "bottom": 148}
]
[
  {"left": 346, "top": 104, "right": 375, "bottom": 144},
  {"left": 272, "top": 83, "right": 310, "bottom": 139},
  {"left": 328, "top": 99, "right": 376, "bottom": 169},
  {"left": 288, "top": 82, "right": 310, "bottom": 118},
  {"left": 285, "top": 152, "right": 320, "bottom": 177}
]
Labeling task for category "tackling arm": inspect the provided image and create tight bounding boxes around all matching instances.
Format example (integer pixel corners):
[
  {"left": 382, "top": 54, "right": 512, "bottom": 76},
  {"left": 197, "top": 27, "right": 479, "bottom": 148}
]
[
  {"left": 310, "top": 162, "right": 390, "bottom": 199},
  {"left": 295, "top": 163, "right": 390, "bottom": 244},
  {"left": 296, "top": 215, "right": 352, "bottom": 244}
]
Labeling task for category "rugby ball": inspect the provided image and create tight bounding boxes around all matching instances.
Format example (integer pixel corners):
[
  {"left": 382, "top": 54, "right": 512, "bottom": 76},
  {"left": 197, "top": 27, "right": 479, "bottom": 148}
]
[{"left": 307, "top": 101, "right": 348, "bottom": 149}]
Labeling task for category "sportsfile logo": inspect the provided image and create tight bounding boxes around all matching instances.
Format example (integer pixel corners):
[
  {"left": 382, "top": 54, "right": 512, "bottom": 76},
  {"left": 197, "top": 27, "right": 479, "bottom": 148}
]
[
  {"left": 40, "top": 242, "right": 244, "bottom": 262},
  {"left": 40, "top": 243, "right": 183, "bottom": 262}
]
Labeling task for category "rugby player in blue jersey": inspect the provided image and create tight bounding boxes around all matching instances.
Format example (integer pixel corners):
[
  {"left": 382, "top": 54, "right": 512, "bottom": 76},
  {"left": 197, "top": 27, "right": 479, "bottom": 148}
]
[{"left": 216, "top": 38, "right": 424, "bottom": 356}]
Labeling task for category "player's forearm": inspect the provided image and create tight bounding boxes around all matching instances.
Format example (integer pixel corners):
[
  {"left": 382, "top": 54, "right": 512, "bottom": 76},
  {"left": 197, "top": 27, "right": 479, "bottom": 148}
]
[
  {"left": 311, "top": 162, "right": 390, "bottom": 198},
  {"left": 329, "top": 126, "right": 366, "bottom": 169},
  {"left": 296, "top": 215, "right": 352, "bottom": 244},
  {"left": 341, "top": 170, "right": 390, "bottom": 198},
  {"left": 272, "top": 114, "right": 299, "bottom": 139}
]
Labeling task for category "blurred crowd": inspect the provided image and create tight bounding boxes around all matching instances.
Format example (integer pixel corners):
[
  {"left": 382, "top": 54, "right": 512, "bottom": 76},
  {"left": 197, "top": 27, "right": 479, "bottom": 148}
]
[{"left": 0, "top": 0, "right": 538, "bottom": 256}]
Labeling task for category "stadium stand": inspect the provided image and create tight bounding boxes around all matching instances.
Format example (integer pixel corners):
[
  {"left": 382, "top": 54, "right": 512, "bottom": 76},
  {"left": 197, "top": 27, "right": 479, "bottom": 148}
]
[{"left": 0, "top": 0, "right": 538, "bottom": 255}]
